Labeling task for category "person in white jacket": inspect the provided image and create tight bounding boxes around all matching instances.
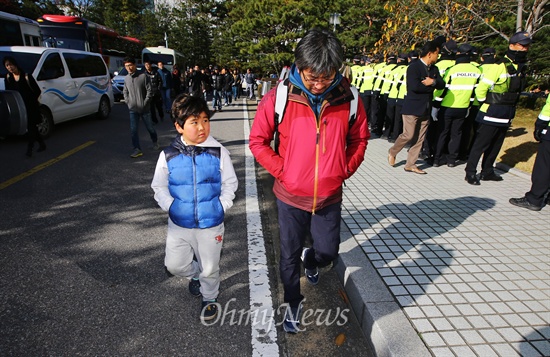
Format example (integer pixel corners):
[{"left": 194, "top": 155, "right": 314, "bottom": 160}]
[{"left": 151, "top": 94, "right": 238, "bottom": 322}]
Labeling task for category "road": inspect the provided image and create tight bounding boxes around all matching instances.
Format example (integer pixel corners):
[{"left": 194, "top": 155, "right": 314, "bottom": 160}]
[{"left": 0, "top": 101, "right": 373, "bottom": 356}]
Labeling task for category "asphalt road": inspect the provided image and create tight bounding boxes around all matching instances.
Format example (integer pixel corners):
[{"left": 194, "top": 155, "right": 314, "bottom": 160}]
[{"left": 0, "top": 100, "right": 373, "bottom": 356}]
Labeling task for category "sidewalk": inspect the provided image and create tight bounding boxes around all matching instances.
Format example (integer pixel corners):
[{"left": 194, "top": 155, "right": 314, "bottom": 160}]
[{"left": 335, "top": 137, "right": 549, "bottom": 357}]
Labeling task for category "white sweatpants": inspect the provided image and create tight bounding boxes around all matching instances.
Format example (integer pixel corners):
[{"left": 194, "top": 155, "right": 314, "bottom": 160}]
[{"left": 164, "top": 219, "right": 224, "bottom": 301}]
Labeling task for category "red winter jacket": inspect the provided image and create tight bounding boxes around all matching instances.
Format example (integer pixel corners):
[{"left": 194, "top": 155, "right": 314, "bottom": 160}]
[{"left": 249, "top": 78, "right": 369, "bottom": 213}]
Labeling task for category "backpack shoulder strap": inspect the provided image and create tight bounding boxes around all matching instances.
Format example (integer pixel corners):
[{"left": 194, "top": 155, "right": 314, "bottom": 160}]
[
  {"left": 349, "top": 86, "right": 359, "bottom": 128},
  {"left": 274, "top": 80, "right": 289, "bottom": 125},
  {"left": 274, "top": 80, "right": 289, "bottom": 154}
]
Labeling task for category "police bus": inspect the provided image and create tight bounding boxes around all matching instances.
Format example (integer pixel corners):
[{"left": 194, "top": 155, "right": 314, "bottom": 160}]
[
  {"left": 0, "top": 11, "right": 43, "bottom": 47},
  {"left": 36, "top": 14, "right": 144, "bottom": 74},
  {"left": 141, "top": 46, "right": 185, "bottom": 72}
]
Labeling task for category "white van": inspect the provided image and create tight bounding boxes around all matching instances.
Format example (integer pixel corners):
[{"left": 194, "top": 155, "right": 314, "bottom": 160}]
[{"left": 0, "top": 46, "right": 114, "bottom": 137}]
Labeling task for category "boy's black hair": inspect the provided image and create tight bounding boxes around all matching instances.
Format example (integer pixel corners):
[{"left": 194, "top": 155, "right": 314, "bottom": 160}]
[
  {"left": 171, "top": 93, "right": 211, "bottom": 127},
  {"left": 123, "top": 56, "right": 135, "bottom": 64}
]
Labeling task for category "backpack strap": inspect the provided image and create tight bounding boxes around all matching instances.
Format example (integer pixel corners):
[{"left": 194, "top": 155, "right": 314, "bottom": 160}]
[
  {"left": 273, "top": 80, "right": 289, "bottom": 154},
  {"left": 349, "top": 86, "right": 359, "bottom": 128}
]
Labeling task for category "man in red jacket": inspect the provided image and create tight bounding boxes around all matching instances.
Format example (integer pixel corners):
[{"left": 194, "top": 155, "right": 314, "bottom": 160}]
[{"left": 249, "top": 27, "right": 369, "bottom": 334}]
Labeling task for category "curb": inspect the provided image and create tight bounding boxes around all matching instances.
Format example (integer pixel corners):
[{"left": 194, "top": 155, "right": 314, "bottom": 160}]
[{"left": 335, "top": 232, "right": 430, "bottom": 357}]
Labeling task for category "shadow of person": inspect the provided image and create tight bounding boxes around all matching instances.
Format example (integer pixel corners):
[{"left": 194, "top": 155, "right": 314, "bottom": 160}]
[
  {"left": 506, "top": 127, "right": 528, "bottom": 138},
  {"left": 498, "top": 141, "right": 539, "bottom": 169},
  {"left": 336, "top": 196, "right": 496, "bottom": 357},
  {"left": 519, "top": 325, "right": 550, "bottom": 356}
]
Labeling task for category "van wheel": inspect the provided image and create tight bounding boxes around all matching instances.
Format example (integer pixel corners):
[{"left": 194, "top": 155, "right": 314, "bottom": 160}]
[
  {"left": 38, "top": 107, "right": 54, "bottom": 138},
  {"left": 97, "top": 96, "right": 111, "bottom": 120}
]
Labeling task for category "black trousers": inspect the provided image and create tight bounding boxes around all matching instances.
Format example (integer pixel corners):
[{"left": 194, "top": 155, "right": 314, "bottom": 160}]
[
  {"left": 465, "top": 123, "right": 507, "bottom": 176},
  {"left": 373, "top": 94, "right": 388, "bottom": 135},
  {"left": 391, "top": 103, "right": 403, "bottom": 140},
  {"left": 277, "top": 199, "right": 341, "bottom": 308},
  {"left": 526, "top": 140, "right": 550, "bottom": 206},
  {"left": 383, "top": 98, "right": 397, "bottom": 139},
  {"left": 434, "top": 107, "right": 468, "bottom": 164},
  {"left": 359, "top": 92, "right": 372, "bottom": 124}
]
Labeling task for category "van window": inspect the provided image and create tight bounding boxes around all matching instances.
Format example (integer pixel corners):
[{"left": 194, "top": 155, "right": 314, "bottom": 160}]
[
  {"left": 63, "top": 53, "right": 107, "bottom": 78},
  {"left": 0, "top": 51, "right": 40, "bottom": 76},
  {"left": 37, "top": 53, "right": 64, "bottom": 80}
]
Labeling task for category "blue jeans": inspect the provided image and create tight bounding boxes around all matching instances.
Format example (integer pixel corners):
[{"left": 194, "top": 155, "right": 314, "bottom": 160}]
[
  {"left": 212, "top": 89, "right": 222, "bottom": 109},
  {"left": 232, "top": 86, "right": 239, "bottom": 100},
  {"left": 129, "top": 110, "right": 157, "bottom": 150},
  {"left": 160, "top": 88, "right": 171, "bottom": 111}
]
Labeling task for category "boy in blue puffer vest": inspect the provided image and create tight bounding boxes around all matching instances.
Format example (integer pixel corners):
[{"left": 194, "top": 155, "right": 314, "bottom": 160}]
[{"left": 151, "top": 94, "right": 238, "bottom": 322}]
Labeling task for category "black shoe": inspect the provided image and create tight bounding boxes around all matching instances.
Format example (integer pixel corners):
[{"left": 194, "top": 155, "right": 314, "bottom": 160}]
[
  {"left": 509, "top": 197, "right": 542, "bottom": 211},
  {"left": 480, "top": 173, "right": 503, "bottom": 181},
  {"left": 189, "top": 278, "right": 201, "bottom": 297},
  {"left": 447, "top": 161, "right": 458, "bottom": 168},
  {"left": 388, "top": 138, "right": 395, "bottom": 143},
  {"left": 200, "top": 300, "right": 218, "bottom": 321},
  {"left": 465, "top": 174, "right": 480, "bottom": 185}
]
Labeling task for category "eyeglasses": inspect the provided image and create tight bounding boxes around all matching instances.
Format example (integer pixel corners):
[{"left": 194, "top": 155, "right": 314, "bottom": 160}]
[{"left": 301, "top": 72, "right": 336, "bottom": 85}]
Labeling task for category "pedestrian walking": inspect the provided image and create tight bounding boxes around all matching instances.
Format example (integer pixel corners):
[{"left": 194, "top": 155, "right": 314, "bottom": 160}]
[
  {"left": 388, "top": 36, "right": 446, "bottom": 174},
  {"left": 122, "top": 57, "right": 158, "bottom": 158},
  {"left": 249, "top": 27, "right": 369, "bottom": 334},
  {"left": 151, "top": 94, "right": 238, "bottom": 322}
]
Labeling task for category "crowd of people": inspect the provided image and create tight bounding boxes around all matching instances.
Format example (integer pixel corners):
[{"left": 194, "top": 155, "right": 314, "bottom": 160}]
[
  {"left": 349, "top": 32, "right": 547, "bottom": 188},
  {"left": 147, "top": 64, "right": 259, "bottom": 113}
]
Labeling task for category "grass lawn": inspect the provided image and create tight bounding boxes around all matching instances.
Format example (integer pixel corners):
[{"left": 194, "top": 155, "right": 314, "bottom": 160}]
[{"left": 497, "top": 101, "right": 545, "bottom": 174}]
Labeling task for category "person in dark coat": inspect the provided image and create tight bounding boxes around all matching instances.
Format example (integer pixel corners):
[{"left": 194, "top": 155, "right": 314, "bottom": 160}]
[
  {"left": 388, "top": 37, "right": 446, "bottom": 174},
  {"left": 3, "top": 55, "right": 46, "bottom": 157}
]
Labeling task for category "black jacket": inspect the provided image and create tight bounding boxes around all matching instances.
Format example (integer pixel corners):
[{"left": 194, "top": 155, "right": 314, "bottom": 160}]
[{"left": 402, "top": 59, "right": 445, "bottom": 116}]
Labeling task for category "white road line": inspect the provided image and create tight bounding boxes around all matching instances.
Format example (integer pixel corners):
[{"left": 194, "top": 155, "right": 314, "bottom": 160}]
[{"left": 243, "top": 100, "right": 280, "bottom": 356}]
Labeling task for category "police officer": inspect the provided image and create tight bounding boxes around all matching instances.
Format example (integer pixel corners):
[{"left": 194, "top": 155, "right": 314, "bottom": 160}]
[
  {"left": 359, "top": 56, "right": 376, "bottom": 126},
  {"left": 459, "top": 47, "right": 497, "bottom": 160},
  {"left": 373, "top": 54, "right": 397, "bottom": 137},
  {"left": 432, "top": 44, "right": 481, "bottom": 167},
  {"left": 370, "top": 54, "right": 387, "bottom": 135},
  {"left": 383, "top": 53, "right": 408, "bottom": 141},
  {"left": 465, "top": 31, "right": 532, "bottom": 185},
  {"left": 350, "top": 55, "right": 363, "bottom": 88},
  {"left": 509, "top": 92, "right": 550, "bottom": 211}
]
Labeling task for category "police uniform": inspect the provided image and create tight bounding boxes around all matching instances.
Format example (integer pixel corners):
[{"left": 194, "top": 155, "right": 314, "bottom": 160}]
[
  {"left": 509, "top": 95, "right": 550, "bottom": 210},
  {"left": 373, "top": 55, "right": 397, "bottom": 136},
  {"left": 370, "top": 56, "right": 388, "bottom": 135},
  {"left": 350, "top": 56, "right": 363, "bottom": 89},
  {"left": 358, "top": 57, "right": 376, "bottom": 124},
  {"left": 433, "top": 44, "right": 481, "bottom": 166},
  {"left": 465, "top": 32, "right": 532, "bottom": 184},
  {"left": 460, "top": 48, "right": 496, "bottom": 160},
  {"left": 383, "top": 54, "right": 408, "bottom": 141}
]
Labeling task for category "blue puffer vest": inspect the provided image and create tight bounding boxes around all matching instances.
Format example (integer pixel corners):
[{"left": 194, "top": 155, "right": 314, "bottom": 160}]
[{"left": 164, "top": 136, "right": 223, "bottom": 229}]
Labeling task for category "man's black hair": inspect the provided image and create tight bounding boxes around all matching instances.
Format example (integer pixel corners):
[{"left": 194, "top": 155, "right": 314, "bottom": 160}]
[
  {"left": 123, "top": 56, "right": 135, "bottom": 64},
  {"left": 420, "top": 41, "right": 441, "bottom": 58},
  {"left": 294, "top": 27, "right": 343, "bottom": 77}
]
